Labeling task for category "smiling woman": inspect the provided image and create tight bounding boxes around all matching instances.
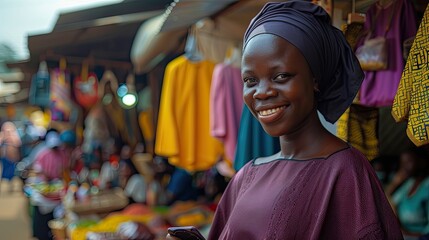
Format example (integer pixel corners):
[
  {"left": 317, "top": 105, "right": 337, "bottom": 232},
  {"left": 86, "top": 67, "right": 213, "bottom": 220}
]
[
  {"left": 168, "top": 1, "right": 404, "bottom": 240},
  {"left": 242, "top": 34, "right": 316, "bottom": 137}
]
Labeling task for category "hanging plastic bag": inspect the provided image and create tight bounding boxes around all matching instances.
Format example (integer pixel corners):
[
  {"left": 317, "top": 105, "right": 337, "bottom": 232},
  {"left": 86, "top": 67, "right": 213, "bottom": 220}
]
[{"left": 356, "top": 36, "right": 388, "bottom": 71}]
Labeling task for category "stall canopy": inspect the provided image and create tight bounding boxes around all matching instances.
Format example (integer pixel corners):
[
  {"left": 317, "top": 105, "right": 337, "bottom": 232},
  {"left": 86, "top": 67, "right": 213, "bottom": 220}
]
[
  {"left": 130, "top": 0, "right": 242, "bottom": 74},
  {"left": 26, "top": 0, "right": 172, "bottom": 69}
]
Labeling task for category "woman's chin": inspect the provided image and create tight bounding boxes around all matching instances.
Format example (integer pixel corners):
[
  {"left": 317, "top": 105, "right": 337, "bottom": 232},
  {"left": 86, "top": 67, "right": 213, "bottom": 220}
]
[{"left": 261, "top": 126, "right": 287, "bottom": 137}]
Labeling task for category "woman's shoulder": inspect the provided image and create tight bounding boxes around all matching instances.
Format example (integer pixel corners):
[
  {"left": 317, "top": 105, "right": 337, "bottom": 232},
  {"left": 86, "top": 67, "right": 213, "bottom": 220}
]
[{"left": 326, "top": 145, "right": 370, "bottom": 168}]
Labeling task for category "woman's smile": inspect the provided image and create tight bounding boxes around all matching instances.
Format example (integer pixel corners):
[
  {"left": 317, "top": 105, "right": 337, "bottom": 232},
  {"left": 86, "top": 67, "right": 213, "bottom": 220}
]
[{"left": 257, "top": 105, "right": 287, "bottom": 123}]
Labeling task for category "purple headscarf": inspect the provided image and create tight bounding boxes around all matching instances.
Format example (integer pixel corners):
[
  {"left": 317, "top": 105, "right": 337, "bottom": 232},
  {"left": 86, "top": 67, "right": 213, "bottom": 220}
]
[{"left": 244, "top": 1, "right": 364, "bottom": 123}]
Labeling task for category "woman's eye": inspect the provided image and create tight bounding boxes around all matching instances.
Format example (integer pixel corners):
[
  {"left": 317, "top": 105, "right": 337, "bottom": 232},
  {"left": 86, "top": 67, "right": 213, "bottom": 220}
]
[
  {"left": 274, "top": 73, "right": 291, "bottom": 81},
  {"left": 243, "top": 77, "right": 257, "bottom": 85}
]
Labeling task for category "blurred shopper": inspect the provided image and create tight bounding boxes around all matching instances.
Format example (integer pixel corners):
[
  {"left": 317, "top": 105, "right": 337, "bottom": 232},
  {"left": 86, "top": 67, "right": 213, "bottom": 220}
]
[
  {"left": 32, "top": 131, "right": 69, "bottom": 181},
  {"left": 390, "top": 147, "right": 429, "bottom": 238},
  {"left": 119, "top": 145, "right": 146, "bottom": 204},
  {"left": 0, "top": 121, "right": 22, "bottom": 191}
]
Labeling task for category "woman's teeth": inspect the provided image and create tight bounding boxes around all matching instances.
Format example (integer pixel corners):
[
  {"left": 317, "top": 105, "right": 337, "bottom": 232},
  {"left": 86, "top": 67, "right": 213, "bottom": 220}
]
[{"left": 258, "top": 106, "right": 285, "bottom": 116}]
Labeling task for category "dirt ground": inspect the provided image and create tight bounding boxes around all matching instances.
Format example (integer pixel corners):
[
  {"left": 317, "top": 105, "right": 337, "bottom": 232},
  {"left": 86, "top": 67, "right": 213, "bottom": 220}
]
[{"left": 0, "top": 177, "right": 34, "bottom": 240}]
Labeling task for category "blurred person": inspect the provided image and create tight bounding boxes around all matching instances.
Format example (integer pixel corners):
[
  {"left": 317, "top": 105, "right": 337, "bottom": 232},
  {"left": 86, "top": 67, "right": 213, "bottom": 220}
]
[
  {"left": 165, "top": 167, "right": 199, "bottom": 206},
  {"left": 15, "top": 125, "right": 47, "bottom": 182},
  {"left": 60, "top": 129, "right": 78, "bottom": 184},
  {"left": 390, "top": 147, "right": 429, "bottom": 238},
  {"left": 98, "top": 139, "right": 120, "bottom": 190},
  {"left": 16, "top": 128, "right": 53, "bottom": 180},
  {"left": 119, "top": 145, "right": 146, "bottom": 204},
  {"left": 0, "top": 121, "right": 22, "bottom": 191},
  {"left": 32, "top": 131, "right": 69, "bottom": 181}
]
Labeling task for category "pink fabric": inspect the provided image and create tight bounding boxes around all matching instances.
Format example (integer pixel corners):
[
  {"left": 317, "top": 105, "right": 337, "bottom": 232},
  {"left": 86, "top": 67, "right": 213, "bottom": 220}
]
[
  {"left": 208, "top": 147, "right": 403, "bottom": 240},
  {"left": 358, "top": 0, "right": 417, "bottom": 107},
  {"left": 33, "top": 147, "right": 69, "bottom": 180},
  {"left": 210, "top": 64, "right": 243, "bottom": 161}
]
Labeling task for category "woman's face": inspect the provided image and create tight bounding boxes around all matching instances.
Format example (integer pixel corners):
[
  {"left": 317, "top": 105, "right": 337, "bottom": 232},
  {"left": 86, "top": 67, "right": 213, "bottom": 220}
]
[{"left": 242, "top": 34, "right": 316, "bottom": 136}]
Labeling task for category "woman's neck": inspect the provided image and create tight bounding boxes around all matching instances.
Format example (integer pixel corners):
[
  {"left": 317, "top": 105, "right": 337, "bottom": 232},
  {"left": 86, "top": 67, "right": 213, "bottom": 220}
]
[{"left": 278, "top": 111, "right": 341, "bottom": 160}]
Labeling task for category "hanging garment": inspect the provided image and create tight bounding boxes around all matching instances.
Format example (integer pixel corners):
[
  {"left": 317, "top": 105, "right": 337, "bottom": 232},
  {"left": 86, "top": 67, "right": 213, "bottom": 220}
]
[
  {"left": 392, "top": 5, "right": 429, "bottom": 146},
  {"left": 50, "top": 68, "right": 72, "bottom": 122},
  {"left": 210, "top": 63, "right": 243, "bottom": 162},
  {"left": 357, "top": 0, "right": 417, "bottom": 107},
  {"left": 336, "top": 104, "right": 379, "bottom": 160},
  {"left": 379, "top": 106, "right": 413, "bottom": 156},
  {"left": 73, "top": 72, "right": 98, "bottom": 110},
  {"left": 155, "top": 55, "right": 224, "bottom": 172},
  {"left": 234, "top": 106, "right": 281, "bottom": 171},
  {"left": 138, "top": 87, "right": 154, "bottom": 147},
  {"left": 29, "top": 61, "right": 50, "bottom": 108}
]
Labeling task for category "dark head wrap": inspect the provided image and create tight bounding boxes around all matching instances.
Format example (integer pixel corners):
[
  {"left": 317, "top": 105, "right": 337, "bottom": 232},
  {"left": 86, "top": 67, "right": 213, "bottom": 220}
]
[{"left": 244, "top": 1, "right": 364, "bottom": 123}]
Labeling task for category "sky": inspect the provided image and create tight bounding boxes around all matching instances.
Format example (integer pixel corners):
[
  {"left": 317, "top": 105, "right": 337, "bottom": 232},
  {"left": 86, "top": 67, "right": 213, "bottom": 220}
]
[{"left": 0, "top": 0, "right": 122, "bottom": 61}]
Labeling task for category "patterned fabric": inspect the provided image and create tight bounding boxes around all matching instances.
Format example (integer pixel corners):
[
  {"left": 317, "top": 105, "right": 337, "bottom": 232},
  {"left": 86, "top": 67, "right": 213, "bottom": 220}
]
[
  {"left": 392, "top": 5, "right": 429, "bottom": 146},
  {"left": 337, "top": 104, "right": 379, "bottom": 160},
  {"left": 50, "top": 69, "right": 72, "bottom": 121}
]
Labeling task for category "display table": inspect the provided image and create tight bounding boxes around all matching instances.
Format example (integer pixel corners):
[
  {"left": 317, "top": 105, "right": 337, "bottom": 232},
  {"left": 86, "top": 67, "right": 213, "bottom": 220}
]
[{"left": 64, "top": 188, "right": 129, "bottom": 216}]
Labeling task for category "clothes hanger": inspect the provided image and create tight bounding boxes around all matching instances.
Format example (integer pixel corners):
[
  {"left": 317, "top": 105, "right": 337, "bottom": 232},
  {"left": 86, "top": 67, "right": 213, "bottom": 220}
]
[
  {"left": 184, "top": 27, "right": 203, "bottom": 62},
  {"left": 224, "top": 45, "right": 242, "bottom": 68}
]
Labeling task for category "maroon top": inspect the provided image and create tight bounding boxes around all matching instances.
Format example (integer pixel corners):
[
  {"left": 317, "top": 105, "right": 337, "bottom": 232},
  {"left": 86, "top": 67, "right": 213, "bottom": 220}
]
[{"left": 208, "top": 147, "right": 403, "bottom": 240}]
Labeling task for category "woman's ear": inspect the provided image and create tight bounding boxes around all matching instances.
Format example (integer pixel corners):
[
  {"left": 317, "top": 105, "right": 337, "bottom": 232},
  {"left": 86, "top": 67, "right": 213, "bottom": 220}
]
[{"left": 313, "top": 81, "right": 320, "bottom": 93}]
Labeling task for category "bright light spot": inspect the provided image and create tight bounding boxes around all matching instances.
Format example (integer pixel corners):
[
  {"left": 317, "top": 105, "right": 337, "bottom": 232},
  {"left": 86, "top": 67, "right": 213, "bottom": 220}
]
[
  {"left": 117, "top": 84, "right": 128, "bottom": 97},
  {"left": 122, "top": 94, "right": 136, "bottom": 106}
]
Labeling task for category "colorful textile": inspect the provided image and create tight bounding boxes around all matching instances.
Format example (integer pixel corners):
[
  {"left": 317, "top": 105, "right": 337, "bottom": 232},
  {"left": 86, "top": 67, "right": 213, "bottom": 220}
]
[
  {"left": 209, "top": 147, "right": 402, "bottom": 239},
  {"left": 29, "top": 61, "right": 51, "bottom": 108},
  {"left": 50, "top": 69, "right": 72, "bottom": 121},
  {"left": 392, "top": 5, "right": 429, "bottom": 146},
  {"left": 337, "top": 104, "right": 379, "bottom": 160},
  {"left": 233, "top": 106, "right": 280, "bottom": 171},
  {"left": 358, "top": 0, "right": 417, "bottom": 107},
  {"left": 138, "top": 86, "right": 154, "bottom": 144},
  {"left": 155, "top": 55, "right": 224, "bottom": 172},
  {"left": 392, "top": 177, "right": 429, "bottom": 234},
  {"left": 33, "top": 148, "right": 69, "bottom": 181},
  {"left": 71, "top": 214, "right": 152, "bottom": 240},
  {"left": 210, "top": 63, "right": 243, "bottom": 162},
  {"left": 244, "top": 1, "right": 364, "bottom": 123}
]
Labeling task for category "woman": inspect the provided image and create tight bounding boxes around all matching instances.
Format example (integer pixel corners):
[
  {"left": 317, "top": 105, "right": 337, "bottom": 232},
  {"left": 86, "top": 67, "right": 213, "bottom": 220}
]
[{"left": 168, "top": 1, "right": 402, "bottom": 239}]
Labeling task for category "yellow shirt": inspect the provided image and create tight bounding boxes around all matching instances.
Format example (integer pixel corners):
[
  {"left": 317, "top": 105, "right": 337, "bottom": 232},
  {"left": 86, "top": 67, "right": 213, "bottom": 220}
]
[{"left": 155, "top": 56, "right": 224, "bottom": 172}]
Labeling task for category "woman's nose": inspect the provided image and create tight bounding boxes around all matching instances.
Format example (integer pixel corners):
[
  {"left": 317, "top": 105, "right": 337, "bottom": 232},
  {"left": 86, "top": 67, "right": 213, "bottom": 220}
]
[{"left": 253, "top": 81, "right": 277, "bottom": 99}]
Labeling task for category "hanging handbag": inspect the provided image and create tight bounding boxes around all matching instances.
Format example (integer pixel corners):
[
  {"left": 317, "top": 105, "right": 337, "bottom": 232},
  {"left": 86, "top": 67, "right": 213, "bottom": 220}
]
[{"left": 356, "top": 1, "right": 397, "bottom": 71}]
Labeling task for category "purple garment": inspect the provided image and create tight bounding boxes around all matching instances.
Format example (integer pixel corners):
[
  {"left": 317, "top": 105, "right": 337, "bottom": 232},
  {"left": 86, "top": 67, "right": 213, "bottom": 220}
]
[
  {"left": 210, "top": 63, "right": 243, "bottom": 161},
  {"left": 208, "top": 147, "right": 403, "bottom": 240},
  {"left": 358, "top": 0, "right": 417, "bottom": 107}
]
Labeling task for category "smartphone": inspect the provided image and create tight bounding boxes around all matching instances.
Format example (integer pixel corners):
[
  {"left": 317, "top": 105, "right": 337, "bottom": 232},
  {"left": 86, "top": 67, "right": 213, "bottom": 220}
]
[{"left": 167, "top": 226, "right": 206, "bottom": 240}]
